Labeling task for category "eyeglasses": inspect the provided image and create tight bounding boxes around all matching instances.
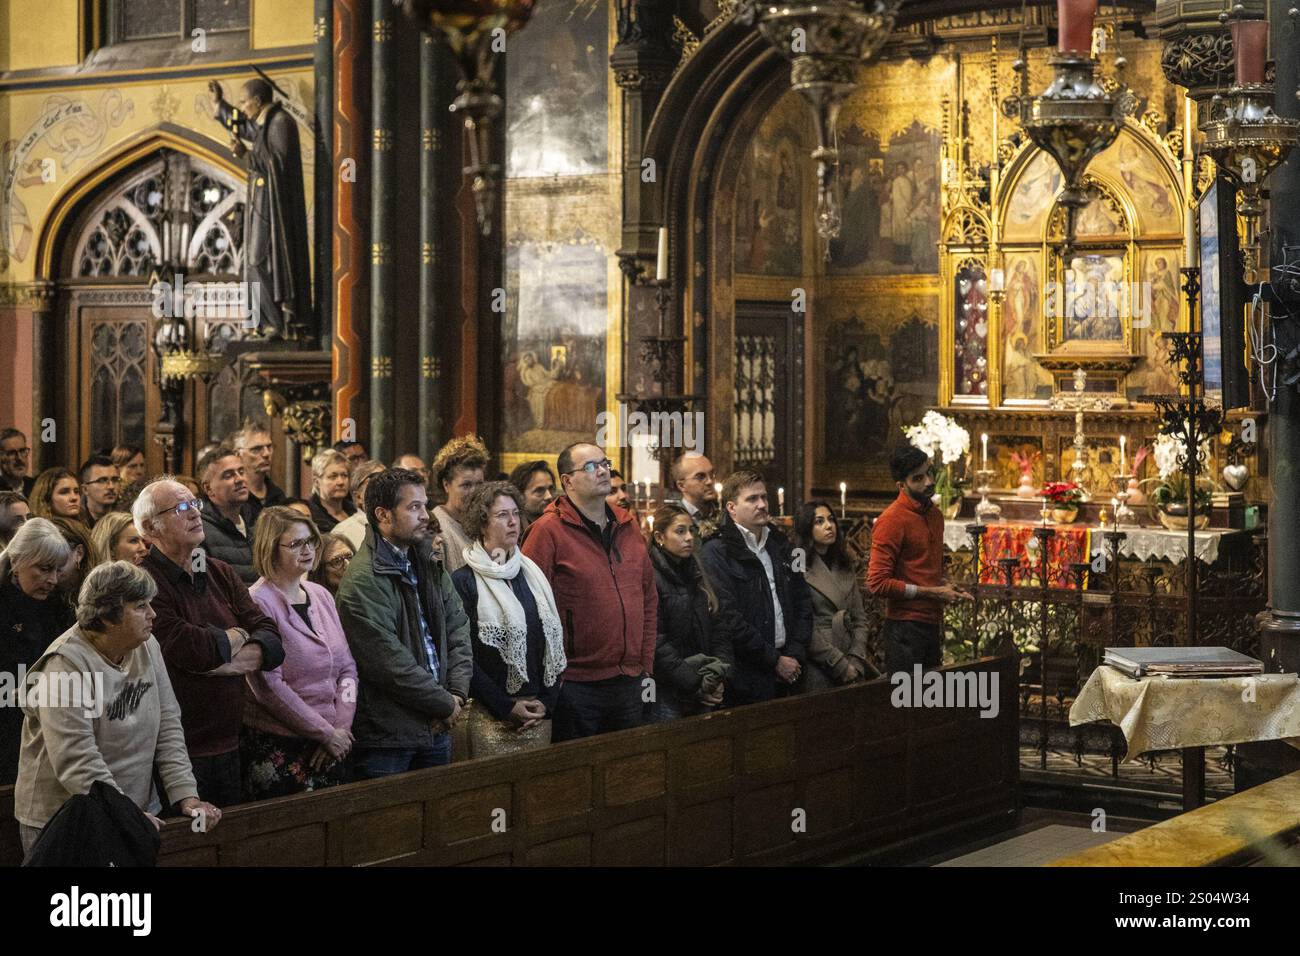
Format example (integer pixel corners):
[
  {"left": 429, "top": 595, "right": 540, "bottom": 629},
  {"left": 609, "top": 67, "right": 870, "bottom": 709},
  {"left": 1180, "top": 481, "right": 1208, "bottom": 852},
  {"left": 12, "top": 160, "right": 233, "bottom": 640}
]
[
  {"left": 325, "top": 553, "right": 352, "bottom": 571},
  {"left": 84, "top": 476, "right": 122, "bottom": 486},
  {"left": 279, "top": 538, "right": 317, "bottom": 553},
  {"left": 158, "top": 498, "right": 199, "bottom": 517},
  {"left": 1, "top": 447, "right": 30, "bottom": 459},
  {"left": 567, "top": 458, "right": 612, "bottom": 476}
]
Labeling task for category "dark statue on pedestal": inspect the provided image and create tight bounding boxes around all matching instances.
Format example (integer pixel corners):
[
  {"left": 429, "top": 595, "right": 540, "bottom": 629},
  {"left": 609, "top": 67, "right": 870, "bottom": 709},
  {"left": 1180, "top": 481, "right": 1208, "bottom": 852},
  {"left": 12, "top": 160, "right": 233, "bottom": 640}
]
[{"left": 207, "top": 78, "right": 313, "bottom": 341}]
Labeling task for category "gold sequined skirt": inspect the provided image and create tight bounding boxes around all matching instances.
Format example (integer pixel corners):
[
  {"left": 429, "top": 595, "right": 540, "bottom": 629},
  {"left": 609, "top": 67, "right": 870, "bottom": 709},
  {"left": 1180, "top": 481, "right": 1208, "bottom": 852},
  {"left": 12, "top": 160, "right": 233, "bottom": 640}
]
[{"left": 466, "top": 704, "right": 552, "bottom": 759}]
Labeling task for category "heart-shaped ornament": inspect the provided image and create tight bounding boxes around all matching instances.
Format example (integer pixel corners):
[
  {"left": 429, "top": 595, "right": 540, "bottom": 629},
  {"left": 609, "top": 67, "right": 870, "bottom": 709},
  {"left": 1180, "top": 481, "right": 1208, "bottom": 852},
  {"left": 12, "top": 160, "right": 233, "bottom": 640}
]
[{"left": 1222, "top": 464, "right": 1249, "bottom": 491}]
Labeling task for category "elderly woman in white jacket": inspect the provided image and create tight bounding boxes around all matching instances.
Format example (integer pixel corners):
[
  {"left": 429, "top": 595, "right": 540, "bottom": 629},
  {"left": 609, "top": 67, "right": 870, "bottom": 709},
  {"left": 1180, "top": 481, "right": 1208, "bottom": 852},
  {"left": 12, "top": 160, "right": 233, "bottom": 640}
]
[{"left": 13, "top": 561, "right": 222, "bottom": 855}]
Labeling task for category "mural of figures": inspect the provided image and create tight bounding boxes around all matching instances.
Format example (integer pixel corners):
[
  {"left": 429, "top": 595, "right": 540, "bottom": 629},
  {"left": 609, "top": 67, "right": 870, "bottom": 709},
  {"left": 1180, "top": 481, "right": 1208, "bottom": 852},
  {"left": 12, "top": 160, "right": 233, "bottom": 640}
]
[
  {"left": 1130, "top": 250, "right": 1181, "bottom": 398},
  {"left": 505, "top": 0, "right": 607, "bottom": 178},
  {"left": 1003, "top": 151, "right": 1062, "bottom": 242},
  {"left": 828, "top": 120, "right": 941, "bottom": 275},
  {"left": 503, "top": 238, "right": 607, "bottom": 451},
  {"left": 734, "top": 92, "right": 807, "bottom": 275},
  {"left": 1063, "top": 253, "right": 1125, "bottom": 343},
  {"left": 1001, "top": 255, "right": 1051, "bottom": 400}
]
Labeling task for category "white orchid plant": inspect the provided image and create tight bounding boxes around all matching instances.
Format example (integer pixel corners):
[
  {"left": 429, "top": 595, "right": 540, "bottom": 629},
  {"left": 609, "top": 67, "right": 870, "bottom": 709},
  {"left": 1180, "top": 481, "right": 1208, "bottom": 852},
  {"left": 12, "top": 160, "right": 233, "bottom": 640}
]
[
  {"left": 902, "top": 411, "right": 971, "bottom": 510},
  {"left": 1144, "top": 432, "right": 1213, "bottom": 512}
]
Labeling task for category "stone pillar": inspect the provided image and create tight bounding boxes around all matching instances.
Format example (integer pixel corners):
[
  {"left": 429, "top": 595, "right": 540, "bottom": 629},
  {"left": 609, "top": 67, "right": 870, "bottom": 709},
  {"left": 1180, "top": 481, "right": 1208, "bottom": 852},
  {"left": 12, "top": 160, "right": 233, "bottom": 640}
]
[
  {"left": 369, "top": 0, "right": 396, "bottom": 464},
  {"left": 28, "top": 281, "right": 57, "bottom": 474},
  {"left": 418, "top": 32, "right": 447, "bottom": 463}
]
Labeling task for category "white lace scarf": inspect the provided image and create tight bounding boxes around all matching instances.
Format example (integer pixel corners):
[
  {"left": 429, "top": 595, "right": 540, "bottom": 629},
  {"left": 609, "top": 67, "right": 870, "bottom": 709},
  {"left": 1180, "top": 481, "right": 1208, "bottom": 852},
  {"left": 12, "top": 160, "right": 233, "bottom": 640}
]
[{"left": 462, "top": 541, "right": 566, "bottom": 694}]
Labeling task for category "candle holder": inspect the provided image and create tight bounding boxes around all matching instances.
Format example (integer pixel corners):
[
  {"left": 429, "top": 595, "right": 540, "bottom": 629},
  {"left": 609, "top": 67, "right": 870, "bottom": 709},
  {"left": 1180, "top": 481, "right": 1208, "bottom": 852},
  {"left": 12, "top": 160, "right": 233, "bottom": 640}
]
[
  {"left": 974, "top": 468, "right": 1002, "bottom": 522},
  {"left": 1039, "top": 495, "right": 1051, "bottom": 527},
  {"left": 1113, "top": 473, "right": 1136, "bottom": 527}
]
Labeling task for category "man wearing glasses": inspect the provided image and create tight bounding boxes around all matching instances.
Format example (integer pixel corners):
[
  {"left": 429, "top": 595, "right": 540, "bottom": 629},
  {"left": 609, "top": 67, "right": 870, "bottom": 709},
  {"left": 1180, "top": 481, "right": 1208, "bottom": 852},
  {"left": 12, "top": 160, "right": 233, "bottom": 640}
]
[
  {"left": 0, "top": 428, "right": 35, "bottom": 497},
  {"left": 135, "top": 478, "right": 284, "bottom": 806},
  {"left": 231, "top": 422, "right": 287, "bottom": 510},
  {"left": 78, "top": 454, "right": 121, "bottom": 528},
  {"left": 521, "top": 442, "right": 657, "bottom": 742}
]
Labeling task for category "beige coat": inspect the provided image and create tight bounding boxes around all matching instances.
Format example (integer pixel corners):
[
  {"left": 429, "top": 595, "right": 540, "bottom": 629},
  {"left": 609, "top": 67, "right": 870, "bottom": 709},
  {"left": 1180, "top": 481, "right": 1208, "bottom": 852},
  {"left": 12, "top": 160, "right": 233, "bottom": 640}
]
[{"left": 803, "top": 556, "right": 873, "bottom": 691}]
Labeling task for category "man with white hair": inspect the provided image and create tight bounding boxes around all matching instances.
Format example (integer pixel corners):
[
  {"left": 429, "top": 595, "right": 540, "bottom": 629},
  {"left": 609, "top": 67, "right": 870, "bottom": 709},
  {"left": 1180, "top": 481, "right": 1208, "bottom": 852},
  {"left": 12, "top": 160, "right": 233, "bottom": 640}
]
[{"left": 136, "top": 478, "right": 284, "bottom": 805}]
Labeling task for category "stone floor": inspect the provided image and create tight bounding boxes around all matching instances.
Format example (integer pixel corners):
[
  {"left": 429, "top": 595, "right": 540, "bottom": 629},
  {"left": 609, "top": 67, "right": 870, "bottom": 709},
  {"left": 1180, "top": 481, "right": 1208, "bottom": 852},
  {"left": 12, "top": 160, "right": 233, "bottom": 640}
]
[{"left": 936, "top": 823, "right": 1124, "bottom": 867}]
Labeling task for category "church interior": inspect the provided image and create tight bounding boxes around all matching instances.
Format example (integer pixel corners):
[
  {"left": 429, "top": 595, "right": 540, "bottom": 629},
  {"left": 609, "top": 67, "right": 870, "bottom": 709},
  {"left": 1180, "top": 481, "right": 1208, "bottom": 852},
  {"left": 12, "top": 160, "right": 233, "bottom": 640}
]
[{"left": 1, "top": 0, "right": 1300, "bottom": 881}]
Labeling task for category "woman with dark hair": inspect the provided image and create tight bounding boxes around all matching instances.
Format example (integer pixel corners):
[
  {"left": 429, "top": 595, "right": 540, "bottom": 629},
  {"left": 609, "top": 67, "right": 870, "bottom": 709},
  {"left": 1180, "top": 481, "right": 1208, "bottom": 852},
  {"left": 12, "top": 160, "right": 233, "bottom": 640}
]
[
  {"left": 792, "top": 499, "right": 876, "bottom": 692},
  {"left": 50, "top": 516, "right": 95, "bottom": 611},
  {"left": 111, "top": 444, "right": 147, "bottom": 486},
  {"left": 307, "top": 531, "right": 355, "bottom": 595},
  {"left": 648, "top": 503, "right": 730, "bottom": 720},
  {"left": 29, "top": 468, "right": 85, "bottom": 524}
]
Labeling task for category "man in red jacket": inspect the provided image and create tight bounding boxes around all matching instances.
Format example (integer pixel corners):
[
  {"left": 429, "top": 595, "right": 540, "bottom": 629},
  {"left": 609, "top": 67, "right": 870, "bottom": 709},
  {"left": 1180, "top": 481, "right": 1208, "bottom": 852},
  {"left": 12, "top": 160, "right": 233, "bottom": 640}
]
[
  {"left": 866, "top": 444, "right": 971, "bottom": 674},
  {"left": 521, "top": 442, "right": 657, "bottom": 741}
]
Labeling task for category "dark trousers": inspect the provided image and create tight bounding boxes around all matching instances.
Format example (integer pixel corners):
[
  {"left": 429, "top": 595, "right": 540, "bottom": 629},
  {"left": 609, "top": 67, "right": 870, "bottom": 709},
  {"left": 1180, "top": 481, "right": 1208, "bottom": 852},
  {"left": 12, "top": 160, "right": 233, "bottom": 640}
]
[
  {"left": 352, "top": 733, "right": 452, "bottom": 780},
  {"left": 884, "top": 619, "right": 942, "bottom": 676},
  {"left": 552, "top": 675, "right": 645, "bottom": 742},
  {"left": 191, "top": 750, "right": 243, "bottom": 808}
]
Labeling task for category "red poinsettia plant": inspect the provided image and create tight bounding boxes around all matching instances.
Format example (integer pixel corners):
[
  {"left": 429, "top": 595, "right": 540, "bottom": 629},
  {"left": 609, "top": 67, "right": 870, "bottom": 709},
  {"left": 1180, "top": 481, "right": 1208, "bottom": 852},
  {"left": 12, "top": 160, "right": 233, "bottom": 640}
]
[{"left": 1040, "top": 481, "right": 1084, "bottom": 506}]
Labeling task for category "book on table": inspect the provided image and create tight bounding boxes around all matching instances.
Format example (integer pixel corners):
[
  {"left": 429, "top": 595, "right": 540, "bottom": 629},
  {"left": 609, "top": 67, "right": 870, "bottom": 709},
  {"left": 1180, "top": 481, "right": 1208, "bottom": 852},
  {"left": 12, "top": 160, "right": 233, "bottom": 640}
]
[{"left": 1102, "top": 646, "right": 1264, "bottom": 679}]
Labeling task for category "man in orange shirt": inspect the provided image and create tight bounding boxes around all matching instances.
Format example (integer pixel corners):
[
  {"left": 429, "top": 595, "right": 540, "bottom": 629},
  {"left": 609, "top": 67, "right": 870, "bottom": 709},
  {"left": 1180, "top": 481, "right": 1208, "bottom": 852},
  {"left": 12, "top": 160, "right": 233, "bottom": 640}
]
[{"left": 866, "top": 445, "right": 971, "bottom": 674}]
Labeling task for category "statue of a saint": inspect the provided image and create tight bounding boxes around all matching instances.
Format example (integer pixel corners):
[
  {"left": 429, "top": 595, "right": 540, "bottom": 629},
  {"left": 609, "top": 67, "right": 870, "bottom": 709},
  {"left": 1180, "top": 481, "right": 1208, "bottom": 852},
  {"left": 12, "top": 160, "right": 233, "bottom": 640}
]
[{"left": 208, "top": 78, "right": 312, "bottom": 340}]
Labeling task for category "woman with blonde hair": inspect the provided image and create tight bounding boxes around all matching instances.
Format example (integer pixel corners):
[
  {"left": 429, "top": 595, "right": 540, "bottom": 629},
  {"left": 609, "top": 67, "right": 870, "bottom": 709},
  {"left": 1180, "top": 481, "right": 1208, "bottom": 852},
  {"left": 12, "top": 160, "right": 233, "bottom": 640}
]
[
  {"left": 90, "top": 511, "right": 149, "bottom": 567},
  {"left": 308, "top": 449, "right": 354, "bottom": 533},
  {"left": 244, "top": 506, "right": 357, "bottom": 799},
  {"left": 29, "top": 468, "right": 85, "bottom": 524}
]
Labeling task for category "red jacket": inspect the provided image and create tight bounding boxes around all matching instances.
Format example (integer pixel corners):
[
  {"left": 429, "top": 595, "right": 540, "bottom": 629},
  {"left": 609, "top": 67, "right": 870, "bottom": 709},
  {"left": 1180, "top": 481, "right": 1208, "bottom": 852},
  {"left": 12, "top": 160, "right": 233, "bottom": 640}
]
[
  {"left": 521, "top": 496, "right": 657, "bottom": 682},
  {"left": 866, "top": 489, "right": 945, "bottom": 624}
]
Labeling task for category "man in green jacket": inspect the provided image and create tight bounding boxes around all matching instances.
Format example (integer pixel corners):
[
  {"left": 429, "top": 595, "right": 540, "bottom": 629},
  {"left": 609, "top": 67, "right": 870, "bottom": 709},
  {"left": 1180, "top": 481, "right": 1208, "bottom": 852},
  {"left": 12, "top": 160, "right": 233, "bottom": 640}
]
[{"left": 336, "top": 468, "right": 473, "bottom": 776}]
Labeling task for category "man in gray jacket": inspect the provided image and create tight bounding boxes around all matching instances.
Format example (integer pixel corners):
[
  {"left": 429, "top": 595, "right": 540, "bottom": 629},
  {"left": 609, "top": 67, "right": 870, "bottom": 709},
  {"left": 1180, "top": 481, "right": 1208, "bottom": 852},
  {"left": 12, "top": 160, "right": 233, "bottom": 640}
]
[
  {"left": 196, "top": 446, "right": 260, "bottom": 584},
  {"left": 336, "top": 468, "right": 473, "bottom": 776}
]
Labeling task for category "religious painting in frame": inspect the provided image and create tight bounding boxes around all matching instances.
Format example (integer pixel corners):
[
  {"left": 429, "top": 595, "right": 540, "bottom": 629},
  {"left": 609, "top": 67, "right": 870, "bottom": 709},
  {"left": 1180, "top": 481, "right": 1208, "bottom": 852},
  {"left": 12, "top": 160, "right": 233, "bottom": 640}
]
[
  {"left": 1000, "top": 252, "right": 1052, "bottom": 403},
  {"left": 733, "top": 91, "right": 808, "bottom": 276}
]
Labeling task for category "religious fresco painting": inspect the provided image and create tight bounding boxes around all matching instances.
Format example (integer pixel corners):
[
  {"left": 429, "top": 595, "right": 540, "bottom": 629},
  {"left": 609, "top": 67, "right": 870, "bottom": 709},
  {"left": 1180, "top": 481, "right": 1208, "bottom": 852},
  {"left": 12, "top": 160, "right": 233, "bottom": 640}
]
[
  {"left": 828, "top": 119, "right": 941, "bottom": 275},
  {"left": 505, "top": 0, "right": 608, "bottom": 178},
  {"left": 1002, "top": 150, "right": 1062, "bottom": 243},
  {"left": 1061, "top": 253, "right": 1126, "bottom": 345},
  {"left": 503, "top": 236, "right": 607, "bottom": 452},
  {"left": 1129, "top": 249, "right": 1182, "bottom": 399},
  {"left": 733, "top": 91, "right": 808, "bottom": 276},
  {"left": 1001, "top": 252, "right": 1051, "bottom": 401}
]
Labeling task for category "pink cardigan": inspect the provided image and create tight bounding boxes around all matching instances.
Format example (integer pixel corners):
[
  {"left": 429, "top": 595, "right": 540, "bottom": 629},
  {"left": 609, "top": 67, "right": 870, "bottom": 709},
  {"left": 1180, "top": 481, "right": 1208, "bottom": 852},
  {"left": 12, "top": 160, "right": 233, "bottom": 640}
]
[{"left": 246, "top": 578, "right": 358, "bottom": 743}]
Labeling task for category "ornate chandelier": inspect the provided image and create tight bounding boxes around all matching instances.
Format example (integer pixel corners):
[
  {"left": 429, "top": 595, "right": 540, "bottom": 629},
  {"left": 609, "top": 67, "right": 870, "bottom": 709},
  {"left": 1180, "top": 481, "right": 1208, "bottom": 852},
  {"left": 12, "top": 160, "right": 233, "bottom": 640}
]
[
  {"left": 400, "top": 0, "right": 537, "bottom": 236},
  {"left": 1019, "top": 0, "right": 1128, "bottom": 258},
  {"left": 736, "top": 0, "right": 903, "bottom": 241},
  {"left": 1198, "top": 12, "right": 1300, "bottom": 284}
]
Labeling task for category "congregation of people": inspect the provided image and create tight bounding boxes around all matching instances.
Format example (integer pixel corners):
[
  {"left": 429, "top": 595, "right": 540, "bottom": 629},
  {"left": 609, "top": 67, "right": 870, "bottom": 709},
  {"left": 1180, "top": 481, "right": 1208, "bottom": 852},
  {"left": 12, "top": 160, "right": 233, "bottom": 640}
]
[{"left": 0, "top": 421, "right": 961, "bottom": 856}]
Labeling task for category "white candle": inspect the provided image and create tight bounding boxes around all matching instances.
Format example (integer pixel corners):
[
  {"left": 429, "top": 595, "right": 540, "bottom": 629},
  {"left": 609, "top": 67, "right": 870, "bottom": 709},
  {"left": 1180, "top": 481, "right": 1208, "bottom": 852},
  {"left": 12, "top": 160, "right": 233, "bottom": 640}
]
[
  {"left": 1119, "top": 435, "right": 1126, "bottom": 474},
  {"left": 713, "top": 482, "right": 722, "bottom": 499},
  {"left": 981, "top": 433, "right": 989, "bottom": 471},
  {"left": 778, "top": 487, "right": 785, "bottom": 516},
  {"left": 655, "top": 227, "right": 668, "bottom": 281},
  {"left": 647, "top": 514, "right": 654, "bottom": 531},
  {"left": 839, "top": 482, "right": 847, "bottom": 519}
]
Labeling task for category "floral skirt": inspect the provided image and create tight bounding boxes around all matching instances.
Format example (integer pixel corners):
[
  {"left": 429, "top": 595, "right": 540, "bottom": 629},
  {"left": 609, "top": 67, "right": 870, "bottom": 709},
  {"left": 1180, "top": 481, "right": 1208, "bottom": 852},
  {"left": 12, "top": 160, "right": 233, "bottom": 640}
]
[{"left": 240, "top": 726, "right": 349, "bottom": 802}]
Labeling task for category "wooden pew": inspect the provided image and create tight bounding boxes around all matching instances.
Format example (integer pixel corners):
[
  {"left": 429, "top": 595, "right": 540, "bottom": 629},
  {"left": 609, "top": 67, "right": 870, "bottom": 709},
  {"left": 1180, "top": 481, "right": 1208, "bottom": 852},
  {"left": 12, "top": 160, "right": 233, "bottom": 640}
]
[{"left": 1, "top": 655, "right": 1017, "bottom": 866}]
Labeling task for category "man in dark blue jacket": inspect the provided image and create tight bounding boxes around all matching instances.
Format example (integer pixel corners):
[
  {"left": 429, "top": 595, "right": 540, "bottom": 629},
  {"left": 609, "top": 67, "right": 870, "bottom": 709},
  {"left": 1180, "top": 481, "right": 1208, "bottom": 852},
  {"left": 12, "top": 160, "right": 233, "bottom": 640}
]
[
  {"left": 698, "top": 470, "right": 811, "bottom": 706},
  {"left": 197, "top": 446, "right": 260, "bottom": 584}
]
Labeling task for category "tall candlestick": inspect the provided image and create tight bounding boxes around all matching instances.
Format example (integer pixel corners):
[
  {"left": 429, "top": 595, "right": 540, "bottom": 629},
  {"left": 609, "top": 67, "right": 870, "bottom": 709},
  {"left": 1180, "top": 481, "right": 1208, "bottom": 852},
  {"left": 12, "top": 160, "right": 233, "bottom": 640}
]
[
  {"left": 839, "top": 482, "right": 847, "bottom": 520},
  {"left": 1119, "top": 434, "right": 1126, "bottom": 474},
  {"left": 1058, "top": 0, "right": 1098, "bottom": 55},
  {"left": 778, "top": 486, "right": 785, "bottom": 517},
  {"left": 981, "top": 433, "right": 989, "bottom": 471},
  {"left": 1183, "top": 206, "right": 1196, "bottom": 265},
  {"left": 1231, "top": 18, "right": 1268, "bottom": 86},
  {"left": 655, "top": 227, "right": 668, "bottom": 282}
]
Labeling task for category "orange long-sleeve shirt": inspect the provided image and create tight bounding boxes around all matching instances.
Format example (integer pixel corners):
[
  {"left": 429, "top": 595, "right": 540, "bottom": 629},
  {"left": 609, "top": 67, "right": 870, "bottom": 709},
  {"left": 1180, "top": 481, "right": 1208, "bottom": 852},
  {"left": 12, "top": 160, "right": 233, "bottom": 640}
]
[{"left": 866, "top": 489, "right": 945, "bottom": 624}]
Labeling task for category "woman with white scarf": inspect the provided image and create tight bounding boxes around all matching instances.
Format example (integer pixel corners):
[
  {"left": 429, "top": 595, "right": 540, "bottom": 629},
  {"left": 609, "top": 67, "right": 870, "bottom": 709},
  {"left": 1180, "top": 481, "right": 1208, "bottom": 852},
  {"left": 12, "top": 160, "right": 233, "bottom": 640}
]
[{"left": 450, "top": 481, "right": 565, "bottom": 757}]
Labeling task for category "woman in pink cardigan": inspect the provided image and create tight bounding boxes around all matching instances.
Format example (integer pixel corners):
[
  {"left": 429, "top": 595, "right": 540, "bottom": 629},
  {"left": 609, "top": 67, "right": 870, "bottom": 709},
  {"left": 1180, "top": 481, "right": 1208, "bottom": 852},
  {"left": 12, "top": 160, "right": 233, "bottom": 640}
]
[{"left": 243, "top": 506, "right": 358, "bottom": 800}]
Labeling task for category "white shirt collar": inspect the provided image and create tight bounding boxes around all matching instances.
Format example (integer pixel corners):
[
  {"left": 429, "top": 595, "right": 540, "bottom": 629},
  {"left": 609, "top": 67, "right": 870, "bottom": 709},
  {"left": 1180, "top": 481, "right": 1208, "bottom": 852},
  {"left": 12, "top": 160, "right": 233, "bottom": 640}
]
[{"left": 736, "top": 522, "right": 769, "bottom": 555}]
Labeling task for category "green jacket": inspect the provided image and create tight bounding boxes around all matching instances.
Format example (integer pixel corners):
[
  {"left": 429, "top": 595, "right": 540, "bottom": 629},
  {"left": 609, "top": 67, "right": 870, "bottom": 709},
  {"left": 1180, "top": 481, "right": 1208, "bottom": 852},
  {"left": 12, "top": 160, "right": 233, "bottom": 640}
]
[{"left": 336, "top": 524, "right": 473, "bottom": 749}]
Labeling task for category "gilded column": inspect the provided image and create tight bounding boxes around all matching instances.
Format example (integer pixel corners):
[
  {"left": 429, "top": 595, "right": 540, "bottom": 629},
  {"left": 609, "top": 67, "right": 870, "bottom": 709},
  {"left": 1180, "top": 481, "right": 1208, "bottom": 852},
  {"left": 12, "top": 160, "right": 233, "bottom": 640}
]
[{"left": 369, "top": 0, "right": 396, "bottom": 463}]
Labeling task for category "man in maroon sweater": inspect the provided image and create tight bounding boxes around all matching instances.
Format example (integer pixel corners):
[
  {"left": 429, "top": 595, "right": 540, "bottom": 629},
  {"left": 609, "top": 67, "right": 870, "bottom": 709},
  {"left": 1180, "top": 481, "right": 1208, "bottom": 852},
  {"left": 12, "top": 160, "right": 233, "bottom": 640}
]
[
  {"left": 521, "top": 442, "right": 656, "bottom": 742},
  {"left": 866, "top": 445, "right": 971, "bottom": 674},
  {"left": 134, "top": 478, "right": 284, "bottom": 806}
]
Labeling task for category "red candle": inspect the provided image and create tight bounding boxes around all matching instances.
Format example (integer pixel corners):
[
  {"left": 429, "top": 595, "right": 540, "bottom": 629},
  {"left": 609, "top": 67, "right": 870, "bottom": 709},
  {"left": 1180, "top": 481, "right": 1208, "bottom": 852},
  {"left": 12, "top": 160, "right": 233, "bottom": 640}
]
[
  {"left": 1058, "top": 0, "right": 1098, "bottom": 54},
  {"left": 1232, "top": 19, "right": 1268, "bottom": 86}
]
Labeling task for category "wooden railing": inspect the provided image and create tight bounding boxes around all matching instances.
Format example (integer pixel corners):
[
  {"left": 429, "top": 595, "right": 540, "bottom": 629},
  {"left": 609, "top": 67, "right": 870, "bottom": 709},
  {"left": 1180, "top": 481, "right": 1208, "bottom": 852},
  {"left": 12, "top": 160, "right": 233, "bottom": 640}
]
[{"left": 1, "top": 655, "right": 1017, "bottom": 866}]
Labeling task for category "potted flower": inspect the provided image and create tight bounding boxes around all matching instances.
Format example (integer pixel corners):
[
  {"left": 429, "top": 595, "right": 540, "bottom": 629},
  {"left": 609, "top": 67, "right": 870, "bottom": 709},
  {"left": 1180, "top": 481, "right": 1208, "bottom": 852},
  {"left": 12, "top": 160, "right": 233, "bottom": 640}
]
[
  {"left": 902, "top": 411, "right": 971, "bottom": 518},
  {"left": 1040, "top": 481, "right": 1084, "bottom": 523},
  {"left": 1143, "top": 433, "right": 1213, "bottom": 530}
]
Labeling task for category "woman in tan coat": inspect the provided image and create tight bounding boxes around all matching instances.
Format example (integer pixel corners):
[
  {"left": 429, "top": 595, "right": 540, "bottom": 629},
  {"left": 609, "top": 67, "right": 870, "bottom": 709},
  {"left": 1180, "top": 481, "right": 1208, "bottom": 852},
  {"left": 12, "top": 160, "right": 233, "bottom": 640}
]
[{"left": 792, "top": 500, "right": 877, "bottom": 692}]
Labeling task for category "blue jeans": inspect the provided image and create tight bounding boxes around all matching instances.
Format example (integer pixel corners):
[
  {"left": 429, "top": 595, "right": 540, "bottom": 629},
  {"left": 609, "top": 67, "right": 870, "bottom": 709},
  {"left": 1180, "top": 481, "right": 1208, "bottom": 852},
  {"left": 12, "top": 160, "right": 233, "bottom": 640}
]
[
  {"left": 552, "top": 675, "right": 645, "bottom": 742},
  {"left": 352, "top": 733, "right": 451, "bottom": 779}
]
